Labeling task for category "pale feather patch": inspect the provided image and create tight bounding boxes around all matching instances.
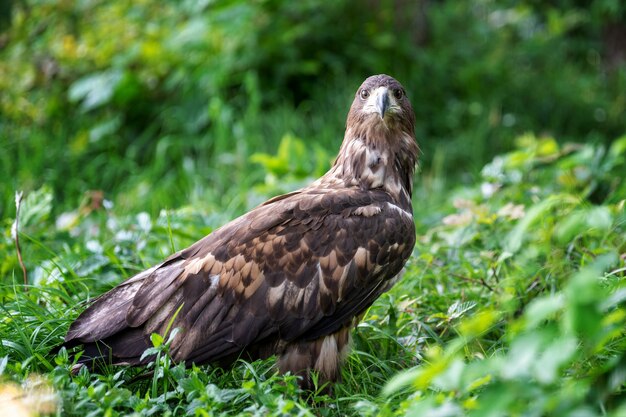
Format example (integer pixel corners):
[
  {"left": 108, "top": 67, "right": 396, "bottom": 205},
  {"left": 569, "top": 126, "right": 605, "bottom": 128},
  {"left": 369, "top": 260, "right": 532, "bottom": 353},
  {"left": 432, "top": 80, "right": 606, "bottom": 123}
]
[
  {"left": 208, "top": 274, "right": 220, "bottom": 286},
  {"left": 362, "top": 148, "right": 386, "bottom": 188},
  {"left": 183, "top": 253, "right": 215, "bottom": 276},
  {"left": 353, "top": 205, "right": 382, "bottom": 217},
  {"left": 336, "top": 260, "right": 352, "bottom": 302},
  {"left": 353, "top": 247, "right": 368, "bottom": 267},
  {"left": 267, "top": 282, "right": 286, "bottom": 308},
  {"left": 385, "top": 202, "right": 413, "bottom": 219},
  {"left": 298, "top": 274, "right": 318, "bottom": 311},
  {"left": 317, "top": 262, "right": 327, "bottom": 292},
  {"left": 400, "top": 131, "right": 417, "bottom": 150},
  {"left": 317, "top": 261, "right": 336, "bottom": 306},
  {"left": 314, "top": 335, "right": 339, "bottom": 379}
]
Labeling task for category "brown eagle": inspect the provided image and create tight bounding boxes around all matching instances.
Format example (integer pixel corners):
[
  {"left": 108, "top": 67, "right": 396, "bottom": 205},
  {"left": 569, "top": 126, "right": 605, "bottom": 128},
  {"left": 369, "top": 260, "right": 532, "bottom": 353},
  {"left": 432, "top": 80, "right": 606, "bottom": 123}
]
[{"left": 62, "top": 74, "right": 419, "bottom": 389}]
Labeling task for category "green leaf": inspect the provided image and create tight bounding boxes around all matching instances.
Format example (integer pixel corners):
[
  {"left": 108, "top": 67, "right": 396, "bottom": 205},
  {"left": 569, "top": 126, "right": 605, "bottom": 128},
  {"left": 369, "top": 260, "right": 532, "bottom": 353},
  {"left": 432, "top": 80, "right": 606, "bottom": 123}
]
[
  {"left": 140, "top": 347, "right": 160, "bottom": 362},
  {"left": 608, "top": 135, "right": 626, "bottom": 158},
  {"left": 555, "top": 206, "right": 612, "bottom": 244},
  {"left": 533, "top": 336, "right": 578, "bottom": 384},
  {"left": 0, "top": 356, "right": 7, "bottom": 375},
  {"left": 564, "top": 252, "right": 619, "bottom": 343},
  {"left": 16, "top": 186, "right": 53, "bottom": 230},
  {"left": 68, "top": 70, "right": 123, "bottom": 111},
  {"left": 504, "top": 195, "right": 569, "bottom": 254},
  {"left": 458, "top": 310, "right": 499, "bottom": 338},
  {"left": 587, "top": 206, "right": 612, "bottom": 231},
  {"left": 524, "top": 294, "right": 565, "bottom": 329},
  {"left": 554, "top": 209, "right": 588, "bottom": 244},
  {"left": 501, "top": 333, "right": 543, "bottom": 380},
  {"left": 433, "top": 358, "right": 465, "bottom": 391},
  {"left": 150, "top": 333, "right": 163, "bottom": 348},
  {"left": 381, "top": 367, "right": 420, "bottom": 397}
]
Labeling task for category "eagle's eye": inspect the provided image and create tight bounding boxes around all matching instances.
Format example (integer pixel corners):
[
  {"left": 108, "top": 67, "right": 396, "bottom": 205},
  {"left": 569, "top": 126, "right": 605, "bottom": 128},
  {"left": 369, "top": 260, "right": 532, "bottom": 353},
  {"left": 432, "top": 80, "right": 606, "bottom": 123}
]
[
  {"left": 393, "top": 89, "right": 404, "bottom": 99},
  {"left": 359, "top": 89, "right": 370, "bottom": 100}
]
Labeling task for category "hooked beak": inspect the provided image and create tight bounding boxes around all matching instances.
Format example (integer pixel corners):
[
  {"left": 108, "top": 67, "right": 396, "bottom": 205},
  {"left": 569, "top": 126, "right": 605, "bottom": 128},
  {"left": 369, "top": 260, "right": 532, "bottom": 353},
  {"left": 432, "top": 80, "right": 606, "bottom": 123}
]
[{"left": 375, "top": 87, "right": 390, "bottom": 119}]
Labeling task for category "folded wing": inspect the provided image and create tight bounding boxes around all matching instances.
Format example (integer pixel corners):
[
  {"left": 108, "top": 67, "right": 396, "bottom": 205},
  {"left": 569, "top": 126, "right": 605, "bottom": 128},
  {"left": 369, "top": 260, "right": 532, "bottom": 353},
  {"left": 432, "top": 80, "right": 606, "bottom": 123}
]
[{"left": 63, "top": 187, "right": 415, "bottom": 367}]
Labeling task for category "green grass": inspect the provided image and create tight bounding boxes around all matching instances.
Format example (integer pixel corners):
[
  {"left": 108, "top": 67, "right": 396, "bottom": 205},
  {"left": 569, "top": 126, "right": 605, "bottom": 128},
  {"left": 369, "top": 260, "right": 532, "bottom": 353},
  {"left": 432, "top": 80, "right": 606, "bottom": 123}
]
[{"left": 1, "top": 134, "right": 625, "bottom": 416}]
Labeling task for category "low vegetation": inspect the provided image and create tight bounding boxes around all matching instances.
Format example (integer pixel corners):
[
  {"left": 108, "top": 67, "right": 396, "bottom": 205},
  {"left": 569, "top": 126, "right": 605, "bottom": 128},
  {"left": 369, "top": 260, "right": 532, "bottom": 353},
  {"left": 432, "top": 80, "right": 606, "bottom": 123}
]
[{"left": 1, "top": 134, "right": 624, "bottom": 416}]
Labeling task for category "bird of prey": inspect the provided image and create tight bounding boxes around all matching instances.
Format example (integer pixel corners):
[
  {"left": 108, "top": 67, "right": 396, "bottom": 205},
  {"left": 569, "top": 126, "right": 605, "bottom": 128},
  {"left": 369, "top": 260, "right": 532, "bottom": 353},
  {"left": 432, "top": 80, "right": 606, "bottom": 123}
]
[{"left": 62, "top": 74, "right": 419, "bottom": 389}]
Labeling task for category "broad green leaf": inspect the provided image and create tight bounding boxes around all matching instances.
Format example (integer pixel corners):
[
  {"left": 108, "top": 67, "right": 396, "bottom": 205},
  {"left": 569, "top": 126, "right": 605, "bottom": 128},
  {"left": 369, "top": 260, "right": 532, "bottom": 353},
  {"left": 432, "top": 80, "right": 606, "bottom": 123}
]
[
  {"left": 555, "top": 209, "right": 588, "bottom": 244},
  {"left": 533, "top": 336, "right": 578, "bottom": 384},
  {"left": 536, "top": 137, "right": 559, "bottom": 157},
  {"left": 587, "top": 206, "right": 613, "bottom": 231},
  {"left": 150, "top": 333, "right": 163, "bottom": 348},
  {"left": 382, "top": 367, "right": 421, "bottom": 397},
  {"left": 458, "top": 310, "right": 499, "bottom": 338},
  {"left": 501, "top": 333, "right": 543, "bottom": 380},
  {"left": 433, "top": 358, "right": 465, "bottom": 391},
  {"left": 609, "top": 135, "right": 626, "bottom": 158},
  {"left": 0, "top": 356, "right": 7, "bottom": 375},
  {"left": 15, "top": 186, "right": 53, "bottom": 230},
  {"left": 504, "top": 195, "right": 571, "bottom": 254},
  {"left": 524, "top": 294, "right": 565, "bottom": 329},
  {"left": 68, "top": 70, "right": 123, "bottom": 111}
]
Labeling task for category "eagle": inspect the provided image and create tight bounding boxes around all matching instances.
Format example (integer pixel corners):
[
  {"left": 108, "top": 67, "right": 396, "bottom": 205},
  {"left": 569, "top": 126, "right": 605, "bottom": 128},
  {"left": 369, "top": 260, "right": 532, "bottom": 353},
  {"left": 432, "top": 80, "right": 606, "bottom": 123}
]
[{"left": 61, "top": 74, "right": 419, "bottom": 389}]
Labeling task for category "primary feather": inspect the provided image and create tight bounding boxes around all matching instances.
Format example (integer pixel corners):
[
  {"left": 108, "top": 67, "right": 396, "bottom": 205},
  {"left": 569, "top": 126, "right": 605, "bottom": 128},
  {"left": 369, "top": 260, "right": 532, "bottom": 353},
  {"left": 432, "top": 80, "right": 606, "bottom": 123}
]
[{"left": 62, "top": 74, "right": 419, "bottom": 389}]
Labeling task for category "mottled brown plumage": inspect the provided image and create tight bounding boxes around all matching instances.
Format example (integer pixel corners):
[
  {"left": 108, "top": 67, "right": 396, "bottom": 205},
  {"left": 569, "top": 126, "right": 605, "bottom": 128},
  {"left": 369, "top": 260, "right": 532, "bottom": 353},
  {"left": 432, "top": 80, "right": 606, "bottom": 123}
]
[{"left": 61, "top": 74, "right": 419, "bottom": 389}]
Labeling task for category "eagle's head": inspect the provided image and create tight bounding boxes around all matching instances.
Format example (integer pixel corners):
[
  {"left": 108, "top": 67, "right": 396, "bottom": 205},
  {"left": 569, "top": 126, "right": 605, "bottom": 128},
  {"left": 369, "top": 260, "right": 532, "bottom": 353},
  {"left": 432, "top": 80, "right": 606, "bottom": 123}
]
[{"left": 346, "top": 74, "right": 415, "bottom": 136}]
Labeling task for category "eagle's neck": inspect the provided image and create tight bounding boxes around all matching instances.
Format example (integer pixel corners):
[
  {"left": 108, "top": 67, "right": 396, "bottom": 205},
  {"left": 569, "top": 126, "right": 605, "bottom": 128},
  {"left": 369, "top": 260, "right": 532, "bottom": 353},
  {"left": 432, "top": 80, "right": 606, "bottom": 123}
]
[{"left": 323, "top": 125, "right": 418, "bottom": 211}]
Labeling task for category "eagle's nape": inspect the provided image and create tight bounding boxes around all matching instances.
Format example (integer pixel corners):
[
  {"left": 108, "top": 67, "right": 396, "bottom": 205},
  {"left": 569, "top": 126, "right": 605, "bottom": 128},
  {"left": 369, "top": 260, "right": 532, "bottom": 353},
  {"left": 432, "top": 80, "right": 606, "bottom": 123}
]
[{"left": 59, "top": 74, "right": 419, "bottom": 391}]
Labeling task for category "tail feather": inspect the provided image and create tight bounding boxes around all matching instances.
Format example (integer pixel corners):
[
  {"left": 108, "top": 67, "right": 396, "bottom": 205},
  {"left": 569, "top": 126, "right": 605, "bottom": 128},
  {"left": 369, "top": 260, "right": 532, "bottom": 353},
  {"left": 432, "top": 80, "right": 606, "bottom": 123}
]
[
  {"left": 57, "top": 267, "right": 158, "bottom": 369},
  {"left": 65, "top": 329, "right": 152, "bottom": 373},
  {"left": 69, "top": 340, "right": 146, "bottom": 375},
  {"left": 64, "top": 277, "right": 146, "bottom": 344}
]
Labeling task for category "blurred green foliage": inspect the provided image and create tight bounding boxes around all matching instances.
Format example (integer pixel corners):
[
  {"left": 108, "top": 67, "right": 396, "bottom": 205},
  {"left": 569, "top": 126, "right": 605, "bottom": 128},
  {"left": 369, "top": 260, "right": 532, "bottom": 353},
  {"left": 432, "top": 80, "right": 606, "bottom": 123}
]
[{"left": 1, "top": 0, "right": 625, "bottom": 218}]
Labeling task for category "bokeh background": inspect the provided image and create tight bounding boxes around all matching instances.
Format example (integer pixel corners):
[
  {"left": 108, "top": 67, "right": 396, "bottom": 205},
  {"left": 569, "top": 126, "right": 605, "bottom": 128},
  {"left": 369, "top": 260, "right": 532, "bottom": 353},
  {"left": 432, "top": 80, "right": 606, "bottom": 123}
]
[{"left": 1, "top": 0, "right": 625, "bottom": 218}]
